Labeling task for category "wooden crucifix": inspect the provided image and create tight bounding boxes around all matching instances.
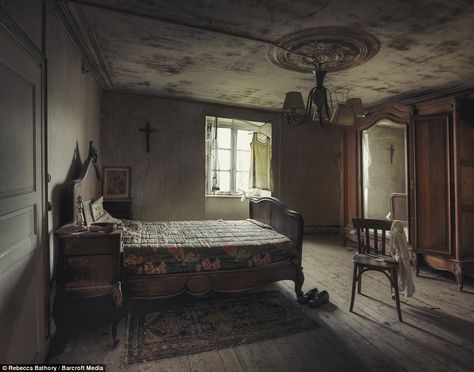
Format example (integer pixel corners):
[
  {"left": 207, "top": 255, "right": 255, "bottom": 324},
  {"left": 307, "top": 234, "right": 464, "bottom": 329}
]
[
  {"left": 389, "top": 143, "right": 395, "bottom": 164},
  {"left": 138, "top": 122, "right": 156, "bottom": 153}
]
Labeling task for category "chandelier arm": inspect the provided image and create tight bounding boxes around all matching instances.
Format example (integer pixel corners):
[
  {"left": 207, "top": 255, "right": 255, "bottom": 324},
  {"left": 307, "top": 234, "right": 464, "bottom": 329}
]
[{"left": 316, "top": 87, "right": 333, "bottom": 129}]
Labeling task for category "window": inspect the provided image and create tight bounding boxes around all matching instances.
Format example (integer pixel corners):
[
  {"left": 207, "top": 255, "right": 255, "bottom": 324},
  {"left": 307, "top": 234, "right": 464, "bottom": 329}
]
[{"left": 206, "top": 116, "right": 271, "bottom": 195}]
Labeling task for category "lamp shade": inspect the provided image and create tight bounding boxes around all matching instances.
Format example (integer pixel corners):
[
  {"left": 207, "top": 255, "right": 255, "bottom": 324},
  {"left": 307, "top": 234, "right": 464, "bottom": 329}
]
[
  {"left": 330, "top": 98, "right": 364, "bottom": 126},
  {"left": 346, "top": 98, "right": 363, "bottom": 117},
  {"left": 330, "top": 103, "right": 355, "bottom": 126},
  {"left": 283, "top": 92, "right": 305, "bottom": 112}
]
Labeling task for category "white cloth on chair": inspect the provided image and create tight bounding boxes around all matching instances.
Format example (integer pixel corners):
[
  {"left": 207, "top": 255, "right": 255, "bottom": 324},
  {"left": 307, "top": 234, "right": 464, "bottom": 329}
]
[{"left": 389, "top": 220, "right": 415, "bottom": 297}]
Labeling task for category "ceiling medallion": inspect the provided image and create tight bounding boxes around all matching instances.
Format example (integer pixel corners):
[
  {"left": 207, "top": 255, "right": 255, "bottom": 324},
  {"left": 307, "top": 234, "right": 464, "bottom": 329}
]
[{"left": 268, "top": 27, "right": 380, "bottom": 73}]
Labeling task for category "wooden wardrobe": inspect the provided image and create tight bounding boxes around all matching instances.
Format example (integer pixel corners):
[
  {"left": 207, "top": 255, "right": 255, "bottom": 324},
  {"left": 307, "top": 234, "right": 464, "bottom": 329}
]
[
  {"left": 343, "top": 97, "right": 474, "bottom": 290},
  {"left": 411, "top": 97, "right": 474, "bottom": 290}
]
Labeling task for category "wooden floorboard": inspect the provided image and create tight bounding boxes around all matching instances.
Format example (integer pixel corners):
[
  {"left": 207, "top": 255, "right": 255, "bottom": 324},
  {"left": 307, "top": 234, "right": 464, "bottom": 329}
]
[{"left": 48, "top": 235, "right": 474, "bottom": 371}]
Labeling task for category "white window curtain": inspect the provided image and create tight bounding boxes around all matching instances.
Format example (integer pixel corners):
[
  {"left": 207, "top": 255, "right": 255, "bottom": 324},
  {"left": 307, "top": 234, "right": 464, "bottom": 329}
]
[
  {"left": 206, "top": 118, "right": 220, "bottom": 194},
  {"left": 362, "top": 131, "right": 371, "bottom": 217}
]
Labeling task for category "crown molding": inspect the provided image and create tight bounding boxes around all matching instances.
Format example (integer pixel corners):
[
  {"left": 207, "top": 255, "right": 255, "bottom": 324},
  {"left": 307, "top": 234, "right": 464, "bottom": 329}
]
[
  {"left": 366, "top": 81, "right": 474, "bottom": 112},
  {"left": 103, "top": 88, "right": 282, "bottom": 114},
  {"left": 48, "top": 0, "right": 112, "bottom": 87}
]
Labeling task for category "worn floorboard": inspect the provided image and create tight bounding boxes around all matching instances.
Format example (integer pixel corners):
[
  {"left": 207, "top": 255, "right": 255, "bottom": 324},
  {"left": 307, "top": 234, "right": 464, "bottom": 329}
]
[{"left": 47, "top": 236, "right": 474, "bottom": 371}]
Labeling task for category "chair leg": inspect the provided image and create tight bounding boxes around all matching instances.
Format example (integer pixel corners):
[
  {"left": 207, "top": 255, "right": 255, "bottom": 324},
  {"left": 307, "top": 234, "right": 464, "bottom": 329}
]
[
  {"left": 357, "top": 266, "right": 362, "bottom": 294},
  {"left": 350, "top": 263, "right": 358, "bottom": 313},
  {"left": 392, "top": 270, "right": 403, "bottom": 322}
]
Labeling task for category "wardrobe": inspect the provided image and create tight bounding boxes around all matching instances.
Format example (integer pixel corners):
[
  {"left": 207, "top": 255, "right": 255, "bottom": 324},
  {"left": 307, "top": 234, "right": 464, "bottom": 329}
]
[{"left": 343, "top": 96, "right": 474, "bottom": 290}]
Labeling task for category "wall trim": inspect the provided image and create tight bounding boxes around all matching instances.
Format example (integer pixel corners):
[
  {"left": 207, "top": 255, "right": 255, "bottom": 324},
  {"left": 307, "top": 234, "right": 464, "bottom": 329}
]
[
  {"left": 103, "top": 88, "right": 282, "bottom": 114},
  {"left": 304, "top": 225, "right": 340, "bottom": 235},
  {"left": 47, "top": 0, "right": 112, "bottom": 87},
  {"left": 367, "top": 82, "right": 474, "bottom": 111}
]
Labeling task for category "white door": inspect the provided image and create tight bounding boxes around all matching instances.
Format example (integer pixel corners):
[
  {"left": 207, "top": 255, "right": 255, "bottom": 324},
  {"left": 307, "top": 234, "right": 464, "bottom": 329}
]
[{"left": 0, "top": 24, "right": 47, "bottom": 362}]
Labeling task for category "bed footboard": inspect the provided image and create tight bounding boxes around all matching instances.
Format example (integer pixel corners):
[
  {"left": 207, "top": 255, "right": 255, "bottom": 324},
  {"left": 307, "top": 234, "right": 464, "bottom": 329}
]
[{"left": 249, "top": 197, "right": 304, "bottom": 296}]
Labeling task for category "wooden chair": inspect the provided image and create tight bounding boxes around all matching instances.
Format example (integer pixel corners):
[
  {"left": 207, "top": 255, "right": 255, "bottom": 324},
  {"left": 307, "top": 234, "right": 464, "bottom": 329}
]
[{"left": 350, "top": 218, "right": 402, "bottom": 321}]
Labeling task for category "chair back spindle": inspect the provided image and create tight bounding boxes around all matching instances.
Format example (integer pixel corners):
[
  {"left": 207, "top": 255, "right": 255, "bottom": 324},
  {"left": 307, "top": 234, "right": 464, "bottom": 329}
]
[{"left": 352, "top": 218, "right": 392, "bottom": 257}]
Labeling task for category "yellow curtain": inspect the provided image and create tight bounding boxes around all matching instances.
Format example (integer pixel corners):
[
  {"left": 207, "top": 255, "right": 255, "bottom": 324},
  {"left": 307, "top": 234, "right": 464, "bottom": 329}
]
[{"left": 249, "top": 133, "right": 272, "bottom": 191}]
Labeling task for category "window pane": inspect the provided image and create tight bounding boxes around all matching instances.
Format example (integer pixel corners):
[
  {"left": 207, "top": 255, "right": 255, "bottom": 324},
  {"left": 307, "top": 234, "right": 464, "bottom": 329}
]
[
  {"left": 217, "top": 171, "right": 230, "bottom": 192},
  {"left": 236, "top": 150, "right": 250, "bottom": 171},
  {"left": 236, "top": 171, "right": 250, "bottom": 191},
  {"left": 217, "top": 128, "right": 231, "bottom": 148},
  {"left": 237, "top": 130, "right": 252, "bottom": 150},
  {"left": 217, "top": 149, "right": 231, "bottom": 170}
]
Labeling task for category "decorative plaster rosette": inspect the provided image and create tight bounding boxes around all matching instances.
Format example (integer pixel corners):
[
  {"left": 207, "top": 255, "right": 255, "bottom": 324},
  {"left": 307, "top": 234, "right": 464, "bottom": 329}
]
[{"left": 268, "top": 27, "right": 380, "bottom": 73}]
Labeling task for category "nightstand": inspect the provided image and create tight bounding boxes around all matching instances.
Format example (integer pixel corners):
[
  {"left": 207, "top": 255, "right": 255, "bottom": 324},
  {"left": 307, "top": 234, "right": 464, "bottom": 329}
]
[
  {"left": 103, "top": 198, "right": 133, "bottom": 219},
  {"left": 55, "top": 223, "right": 123, "bottom": 345}
]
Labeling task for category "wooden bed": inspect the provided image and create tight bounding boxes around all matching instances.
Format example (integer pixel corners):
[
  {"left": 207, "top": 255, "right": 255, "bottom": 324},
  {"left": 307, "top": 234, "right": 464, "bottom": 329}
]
[{"left": 73, "top": 158, "right": 304, "bottom": 300}]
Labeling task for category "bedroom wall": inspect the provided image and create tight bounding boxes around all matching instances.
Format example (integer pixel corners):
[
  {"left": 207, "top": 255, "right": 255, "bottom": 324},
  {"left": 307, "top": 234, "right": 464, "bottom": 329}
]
[
  {"left": 46, "top": 5, "right": 102, "bottom": 278},
  {"left": 3, "top": 0, "right": 103, "bottom": 279},
  {"left": 101, "top": 91, "right": 342, "bottom": 228},
  {"left": 0, "top": 0, "right": 102, "bottom": 356}
]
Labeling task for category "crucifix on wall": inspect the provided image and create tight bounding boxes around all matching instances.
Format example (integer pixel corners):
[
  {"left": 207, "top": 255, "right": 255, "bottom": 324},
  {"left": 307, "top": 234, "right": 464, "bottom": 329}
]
[
  {"left": 138, "top": 122, "right": 156, "bottom": 153},
  {"left": 389, "top": 143, "right": 395, "bottom": 164}
]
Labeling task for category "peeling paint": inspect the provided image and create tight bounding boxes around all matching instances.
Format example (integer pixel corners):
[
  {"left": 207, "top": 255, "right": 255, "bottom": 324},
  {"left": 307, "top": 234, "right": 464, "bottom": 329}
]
[{"left": 79, "top": 0, "right": 474, "bottom": 108}]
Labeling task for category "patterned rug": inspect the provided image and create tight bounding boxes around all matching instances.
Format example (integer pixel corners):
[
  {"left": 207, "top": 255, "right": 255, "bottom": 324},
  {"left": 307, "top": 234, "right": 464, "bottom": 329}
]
[{"left": 126, "top": 290, "right": 318, "bottom": 363}]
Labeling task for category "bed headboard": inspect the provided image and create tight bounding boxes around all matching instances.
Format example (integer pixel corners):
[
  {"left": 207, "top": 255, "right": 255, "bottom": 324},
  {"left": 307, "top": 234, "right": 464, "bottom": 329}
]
[
  {"left": 72, "top": 157, "right": 102, "bottom": 224},
  {"left": 249, "top": 197, "right": 304, "bottom": 260}
]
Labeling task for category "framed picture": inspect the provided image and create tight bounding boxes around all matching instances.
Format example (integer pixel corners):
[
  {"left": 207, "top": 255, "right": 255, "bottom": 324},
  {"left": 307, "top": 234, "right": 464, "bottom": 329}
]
[{"left": 103, "top": 167, "right": 131, "bottom": 199}]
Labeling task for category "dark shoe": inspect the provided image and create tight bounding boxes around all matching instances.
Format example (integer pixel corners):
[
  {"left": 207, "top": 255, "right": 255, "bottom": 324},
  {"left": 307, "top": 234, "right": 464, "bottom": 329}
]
[
  {"left": 297, "top": 288, "right": 319, "bottom": 304},
  {"left": 308, "top": 290, "right": 329, "bottom": 308}
]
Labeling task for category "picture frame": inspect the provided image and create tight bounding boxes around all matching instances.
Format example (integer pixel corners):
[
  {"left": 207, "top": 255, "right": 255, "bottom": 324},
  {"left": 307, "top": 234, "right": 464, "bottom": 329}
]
[{"left": 103, "top": 166, "right": 131, "bottom": 199}]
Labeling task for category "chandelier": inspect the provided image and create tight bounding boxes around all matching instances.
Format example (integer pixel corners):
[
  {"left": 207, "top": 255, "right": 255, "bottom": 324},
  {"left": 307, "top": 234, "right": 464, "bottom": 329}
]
[{"left": 282, "top": 63, "right": 364, "bottom": 128}]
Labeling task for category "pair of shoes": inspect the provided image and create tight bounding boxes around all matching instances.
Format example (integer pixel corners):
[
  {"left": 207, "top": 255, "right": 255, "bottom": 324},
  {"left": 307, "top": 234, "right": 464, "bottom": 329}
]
[
  {"left": 308, "top": 290, "right": 329, "bottom": 308},
  {"left": 297, "top": 288, "right": 319, "bottom": 304}
]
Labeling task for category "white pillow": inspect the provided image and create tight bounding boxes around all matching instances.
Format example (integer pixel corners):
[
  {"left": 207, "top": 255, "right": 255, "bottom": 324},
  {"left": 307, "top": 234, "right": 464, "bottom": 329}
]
[
  {"left": 94, "top": 210, "right": 122, "bottom": 225},
  {"left": 91, "top": 196, "right": 105, "bottom": 221}
]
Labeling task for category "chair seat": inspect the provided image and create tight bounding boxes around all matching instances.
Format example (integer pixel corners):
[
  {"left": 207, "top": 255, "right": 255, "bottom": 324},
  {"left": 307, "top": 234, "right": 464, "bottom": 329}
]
[{"left": 353, "top": 253, "right": 399, "bottom": 270}]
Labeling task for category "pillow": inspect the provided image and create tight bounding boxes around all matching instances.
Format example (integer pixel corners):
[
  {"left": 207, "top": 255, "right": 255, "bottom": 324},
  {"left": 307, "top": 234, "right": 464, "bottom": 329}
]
[
  {"left": 91, "top": 196, "right": 105, "bottom": 221},
  {"left": 95, "top": 210, "right": 122, "bottom": 225}
]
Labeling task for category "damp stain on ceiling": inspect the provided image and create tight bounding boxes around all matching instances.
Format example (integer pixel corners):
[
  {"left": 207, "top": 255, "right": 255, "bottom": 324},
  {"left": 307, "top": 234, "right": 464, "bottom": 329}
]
[{"left": 65, "top": 0, "right": 474, "bottom": 109}]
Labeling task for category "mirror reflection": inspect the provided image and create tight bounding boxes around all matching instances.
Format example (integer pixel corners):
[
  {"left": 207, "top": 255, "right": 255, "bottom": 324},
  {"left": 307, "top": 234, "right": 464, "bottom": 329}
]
[{"left": 362, "top": 120, "right": 408, "bottom": 233}]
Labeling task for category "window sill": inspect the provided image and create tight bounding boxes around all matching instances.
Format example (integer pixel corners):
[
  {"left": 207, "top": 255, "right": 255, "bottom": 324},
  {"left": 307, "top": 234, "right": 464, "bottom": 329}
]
[{"left": 205, "top": 194, "right": 243, "bottom": 199}]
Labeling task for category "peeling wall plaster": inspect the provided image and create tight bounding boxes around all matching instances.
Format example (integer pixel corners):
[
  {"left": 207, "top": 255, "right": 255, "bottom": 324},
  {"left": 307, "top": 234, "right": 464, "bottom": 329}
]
[
  {"left": 73, "top": 0, "right": 474, "bottom": 109},
  {"left": 101, "top": 91, "right": 342, "bottom": 226}
]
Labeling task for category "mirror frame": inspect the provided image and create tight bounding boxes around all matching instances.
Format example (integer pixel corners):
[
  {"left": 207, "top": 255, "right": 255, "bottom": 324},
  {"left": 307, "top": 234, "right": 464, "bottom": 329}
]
[
  {"left": 346, "top": 102, "right": 412, "bottom": 244},
  {"left": 361, "top": 119, "right": 408, "bottom": 220}
]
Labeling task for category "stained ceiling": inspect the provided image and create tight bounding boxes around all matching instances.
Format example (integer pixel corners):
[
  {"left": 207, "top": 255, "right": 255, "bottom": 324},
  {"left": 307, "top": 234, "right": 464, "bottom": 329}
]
[{"left": 62, "top": 0, "right": 474, "bottom": 109}]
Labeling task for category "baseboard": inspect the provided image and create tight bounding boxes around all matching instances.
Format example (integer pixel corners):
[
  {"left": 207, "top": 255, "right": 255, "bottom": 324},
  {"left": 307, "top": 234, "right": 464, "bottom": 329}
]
[{"left": 304, "top": 225, "right": 340, "bottom": 235}]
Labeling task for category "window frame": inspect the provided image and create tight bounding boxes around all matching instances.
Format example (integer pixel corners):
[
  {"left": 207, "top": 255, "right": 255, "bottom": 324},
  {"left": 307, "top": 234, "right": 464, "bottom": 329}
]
[{"left": 205, "top": 116, "right": 270, "bottom": 196}]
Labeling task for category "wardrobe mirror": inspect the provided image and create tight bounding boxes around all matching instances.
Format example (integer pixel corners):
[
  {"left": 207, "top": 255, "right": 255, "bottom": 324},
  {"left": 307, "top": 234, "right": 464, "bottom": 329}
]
[{"left": 361, "top": 120, "right": 408, "bottom": 233}]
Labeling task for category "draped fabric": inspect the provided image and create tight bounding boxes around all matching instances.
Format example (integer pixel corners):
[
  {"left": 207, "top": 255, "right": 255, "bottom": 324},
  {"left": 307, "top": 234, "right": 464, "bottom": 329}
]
[
  {"left": 249, "top": 133, "right": 272, "bottom": 191},
  {"left": 389, "top": 220, "right": 415, "bottom": 297},
  {"left": 206, "top": 118, "right": 220, "bottom": 193}
]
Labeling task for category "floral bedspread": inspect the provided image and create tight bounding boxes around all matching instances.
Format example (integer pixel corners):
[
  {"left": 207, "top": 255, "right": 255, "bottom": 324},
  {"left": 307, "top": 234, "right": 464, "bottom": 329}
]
[{"left": 122, "top": 219, "right": 297, "bottom": 276}]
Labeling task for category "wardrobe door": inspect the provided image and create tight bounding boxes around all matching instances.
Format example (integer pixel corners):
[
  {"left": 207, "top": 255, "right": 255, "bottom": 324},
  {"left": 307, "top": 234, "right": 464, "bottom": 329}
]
[{"left": 414, "top": 114, "right": 452, "bottom": 255}]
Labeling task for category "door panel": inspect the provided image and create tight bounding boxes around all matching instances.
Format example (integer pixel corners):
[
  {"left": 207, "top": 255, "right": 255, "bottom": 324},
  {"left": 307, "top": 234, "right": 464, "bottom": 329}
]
[
  {"left": 0, "top": 25, "right": 45, "bottom": 363},
  {"left": 414, "top": 115, "right": 451, "bottom": 255},
  {"left": 0, "top": 59, "right": 35, "bottom": 197}
]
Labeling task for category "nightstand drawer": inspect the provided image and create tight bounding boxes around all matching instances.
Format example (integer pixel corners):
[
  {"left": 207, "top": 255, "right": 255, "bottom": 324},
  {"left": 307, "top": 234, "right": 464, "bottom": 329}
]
[
  {"left": 64, "top": 236, "right": 119, "bottom": 256},
  {"left": 64, "top": 254, "right": 115, "bottom": 288}
]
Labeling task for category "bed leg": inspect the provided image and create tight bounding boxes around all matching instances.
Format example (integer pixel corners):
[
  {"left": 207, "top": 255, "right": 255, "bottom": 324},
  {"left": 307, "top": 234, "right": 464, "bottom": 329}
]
[{"left": 295, "top": 268, "right": 304, "bottom": 298}]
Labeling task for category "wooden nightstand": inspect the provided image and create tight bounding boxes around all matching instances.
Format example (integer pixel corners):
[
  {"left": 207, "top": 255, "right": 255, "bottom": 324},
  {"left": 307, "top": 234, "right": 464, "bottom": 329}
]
[
  {"left": 103, "top": 199, "right": 133, "bottom": 219},
  {"left": 55, "top": 223, "right": 123, "bottom": 345}
]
